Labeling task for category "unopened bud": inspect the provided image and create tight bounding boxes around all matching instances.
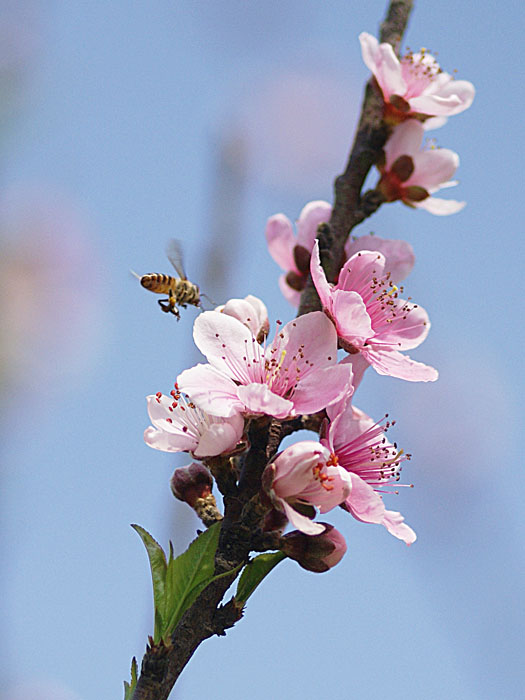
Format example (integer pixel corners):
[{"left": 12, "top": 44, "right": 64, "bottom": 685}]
[
  {"left": 170, "top": 463, "right": 213, "bottom": 507},
  {"left": 281, "top": 524, "right": 347, "bottom": 573}
]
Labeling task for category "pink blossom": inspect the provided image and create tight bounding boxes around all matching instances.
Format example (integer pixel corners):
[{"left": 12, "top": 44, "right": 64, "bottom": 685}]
[
  {"left": 323, "top": 399, "right": 416, "bottom": 545},
  {"left": 311, "top": 240, "right": 438, "bottom": 382},
  {"left": 144, "top": 388, "right": 244, "bottom": 458},
  {"left": 377, "top": 120, "right": 465, "bottom": 215},
  {"left": 177, "top": 310, "right": 352, "bottom": 420},
  {"left": 359, "top": 32, "right": 475, "bottom": 124},
  {"left": 215, "top": 294, "right": 269, "bottom": 342},
  {"left": 263, "top": 441, "right": 352, "bottom": 535},
  {"left": 265, "top": 200, "right": 332, "bottom": 306}
]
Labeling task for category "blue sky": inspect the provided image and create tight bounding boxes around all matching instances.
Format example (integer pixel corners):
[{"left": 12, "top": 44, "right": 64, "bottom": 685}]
[{"left": 1, "top": 2, "right": 523, "bottom": 699}]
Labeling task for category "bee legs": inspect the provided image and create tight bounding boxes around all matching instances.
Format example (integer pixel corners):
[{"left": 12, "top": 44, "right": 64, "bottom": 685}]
[{"left": 158, "top": 296, "right": 180, "bottom": 320}]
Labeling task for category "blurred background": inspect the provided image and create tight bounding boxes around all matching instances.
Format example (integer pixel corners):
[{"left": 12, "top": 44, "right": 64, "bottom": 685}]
[{"left": 1, "top": 1, "right": 523, "bottom": 699}]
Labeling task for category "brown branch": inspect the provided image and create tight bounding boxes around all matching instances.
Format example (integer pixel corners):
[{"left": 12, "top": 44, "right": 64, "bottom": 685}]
[
  {"left": 130, "top": 2, "right": 413, "bottom": 697},
  {"left": 298, "top": 0, "right": 413, "bottom": 316}
]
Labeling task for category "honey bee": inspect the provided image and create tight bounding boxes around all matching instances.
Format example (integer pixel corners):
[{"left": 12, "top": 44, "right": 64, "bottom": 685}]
[{"left": 134, "top": 239, "right": 201, "bottom": 320}]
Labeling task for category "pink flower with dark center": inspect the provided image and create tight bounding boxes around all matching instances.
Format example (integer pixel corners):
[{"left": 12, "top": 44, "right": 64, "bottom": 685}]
[
  {"left": 265, "top": 200, "right": 332, "bottom": 306},
  {"left": 177, "top": 310, "right": 352, "bottom": 420},
  {"left": 359, "top": 32, "right": 475, "bottom": 124},
  {"left": 377, "top": 120, "right": 465, "bottom": 215},
  {"left": 144, "top": 385, "right": 245, "bottom": 458},
  {"left": 263, "top": 440, "right": 352, "bottom": 535},
  {"left": 215, "top": 294, "right": 269, "bottom": 343},
  {"left": 323, "top": 399, "right": 416, "bottom": 545},
  {"left": 311, "top": 240, "right": 438, "bottom": 382}
]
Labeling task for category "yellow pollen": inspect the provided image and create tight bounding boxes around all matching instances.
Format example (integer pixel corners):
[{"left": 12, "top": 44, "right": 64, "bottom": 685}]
[{"left": 266, "top": 349, "right": 287, "bottom": 387}]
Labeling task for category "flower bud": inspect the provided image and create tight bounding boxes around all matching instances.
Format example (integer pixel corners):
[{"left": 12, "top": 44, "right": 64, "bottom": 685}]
[
  {"left": 170, "top": 462, "right": 213, "bottom": 507},
  {"left": 281, "top": 524, "right": 347, "bottom": 573}
]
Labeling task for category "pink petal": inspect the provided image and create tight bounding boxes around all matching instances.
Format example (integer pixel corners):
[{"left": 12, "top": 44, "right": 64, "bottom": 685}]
[
  {"left": 414, "top": 197, "right": 465, "bottom": 216},
  {"left": 193, "top": 416, "right": 244, "bottom": 457},
  {"left": 237, "top": 383, "right": 294, "bottom": 419},
  {"left": 177, "top": 363, "right": 244, "bottom": 417},
  {"left": 383, "top": 510, "right": 417, "bottom": 545},
  {"left": 340, "top": 353, "right": 370, "bottom": 392},
  {"left": 281, "top": 499, "right": 326, "bottom": 535},
  {"left": 296, "top": 200, "right": 332, "bottom": 250},
  {"left": 358, "top": 32, "right": 408, "bottom": 99},
  {"left": 144, "top": 426, "right": 197, "bottom": 453},
  {"left": 362, "top": 347, "right": 438, "bottom": 382},
  {"left": 376, "top": 299, "right": 431, "bottom": 351},
  {"left": 331, "top": 289, "right": 373, "bottom": 345},
  {"left": 277, "top": 311, "right": 339, "bottom": 377},
  {"left": 408, "top": 92, "right": 463, "bottom": 116},
  {"left": 265, "top": 213, "right": 297, "bottom": 271},
  {"left": 309, "top": 241, "right": 333, "bottom": 310},
  {"left": 428, "top": 79, "right": 475, "bottom": 115},
  {"left": 291, "top": 363, "right": 353, "bottom": 415},
  {"left": 339, "top": 249, "right": 386, "bottom": 292},
  {"left": 272, "top": 442, "right": 325, "bottom": 496},
  {"left": 384, "top": 120, "right": 423, "bottom": 166},
  {"left": 345, "top": 235, "right": 415, "bottom": 282},
  {"left": 193, "top": 311, "right": 256, "bottom": 383},
  {"left": 345, "top": 473, "right": 386, "bottom": 524},
  {"left": 407, "top": 148, "right": 459, "bottom": 190}
]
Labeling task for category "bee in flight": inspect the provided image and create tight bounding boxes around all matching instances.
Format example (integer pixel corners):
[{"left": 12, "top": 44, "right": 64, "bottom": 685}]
[{"left": 133, "top": 240, "right": 201, "bottom": 320}]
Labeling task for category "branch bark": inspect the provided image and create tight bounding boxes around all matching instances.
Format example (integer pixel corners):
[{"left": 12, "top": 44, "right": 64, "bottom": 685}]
[
  {"left": 298, "top": 0, "right": 413, "bottom": 316},
  {"left": 131, "top": 1, "right": 413, "bottom": 697}
]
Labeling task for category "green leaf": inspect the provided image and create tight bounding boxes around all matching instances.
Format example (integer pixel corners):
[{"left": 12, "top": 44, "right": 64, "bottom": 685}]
[
  {"left": 235, "top": 551, "right": 286, "bottom": 605},
  {"left": 131, "top": 524, "right": 168, "bottom": 642},
  {"left": 163, "top": 522, "right": 222, "bottom": 637},
  {"left": 123, "top": 657, "right": 138, "bottom": 700}
]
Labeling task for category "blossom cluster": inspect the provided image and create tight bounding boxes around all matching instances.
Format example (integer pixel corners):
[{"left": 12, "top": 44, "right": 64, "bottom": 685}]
[{"left": 144, "top": 33, "right": 474, "bottom": 572}]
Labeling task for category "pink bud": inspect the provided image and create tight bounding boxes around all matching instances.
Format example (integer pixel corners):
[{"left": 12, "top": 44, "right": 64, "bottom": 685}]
[
  {"left": 170, "top": 463, "right": 213, "bottom": 507},
  {"left": 281, "top": 524, "right": 347, "bottom": 573}
]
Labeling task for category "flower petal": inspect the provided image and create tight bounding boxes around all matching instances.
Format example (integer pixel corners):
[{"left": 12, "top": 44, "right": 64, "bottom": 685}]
[
  {"left": 193, "top": 311, "right": 258, "bottom": 383},
  {"left": 310, "top": 240, "right": 333, "bottom": 310},
  {"left": 345, "top": 235, "right": 415, "bottom": 282},
  {"left": 414, "top": 197, "right": 465, "bottom": 216},
  {"left": 276, "top": 311, "right": 339, "bottom": 376},
  {"left": 265, "top": 213, "right": 298, "bottom": 272},
  {"left": 331, "top": 289, "right": 373, "bottom": 345},
  {"left": 278, "top": 273, "right": 301, "bottom": 307},
  {"left": 295, "top": 200, "right": 332, "bottom": 250},
  {"left": 382, "top": 509, "right": 417, "bottom": 545},
  {"left": 237, "top": 383, "right": 294, "bottom": 419},
  {"left": 362, "top": 347, "right": 438, "bottom": 382},
  {"left": 281, "top": 499, "right": 326, "bottom": 535},
  {"left": 144, "top": 426, "right": 197, "bottom": 453},
  {"left": 345, "top": 473, "right": 386, "bottom": 524},
  {"left": 193, "top": 415, "right": 244, "bottom": 457},
  {"left": 407, "top": 148, "right": 459, "bottom": 190},
  {"left": 291, "top": 363, "right": 353, "bottom": 415},
  {"left": 375, "top": 298, "right": 431, "bottom": 350},
  {"left": 384, "top": 120, "right": 423, "bottom": 166},
  {"left": 177, "top": 363, "right": 244, "bottom": 417}
]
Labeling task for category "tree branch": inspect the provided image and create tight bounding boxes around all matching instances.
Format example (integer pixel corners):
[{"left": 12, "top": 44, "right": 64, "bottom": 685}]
[{"left": 130, "top": 2, "right": 414, "bottom": 697}]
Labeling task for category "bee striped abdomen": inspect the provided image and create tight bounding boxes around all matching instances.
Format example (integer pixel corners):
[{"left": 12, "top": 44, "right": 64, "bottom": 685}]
[{"left": 140, "top": 273, "right": 175, "bottom": 295}]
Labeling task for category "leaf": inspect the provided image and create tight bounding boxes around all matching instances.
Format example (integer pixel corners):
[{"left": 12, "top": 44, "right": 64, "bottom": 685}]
[
  {"left": 163, "top": 522, "right": 221, "bottom": 637},
  {"left": 123, "top": 657, "right": 138, "bottom": 700},
  {"left": 235, "top": 551, "right": 286, "bottom": 605},
  {"left": 131, "top": 524, "right": 168, "bottom": 642}
]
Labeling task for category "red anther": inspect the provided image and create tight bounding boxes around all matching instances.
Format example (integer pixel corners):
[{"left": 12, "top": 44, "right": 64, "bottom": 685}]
[
  {"left": 166, "top": 418, "right": 173, "bottom": 423},
  {"left": 155, "top": 392, "right": 162, "bottom": 398}
]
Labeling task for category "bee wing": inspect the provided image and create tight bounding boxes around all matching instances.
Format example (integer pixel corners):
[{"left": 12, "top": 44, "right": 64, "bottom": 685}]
[{"left": 165, "top": 239, "right": 187, "bottom": 280}]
